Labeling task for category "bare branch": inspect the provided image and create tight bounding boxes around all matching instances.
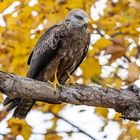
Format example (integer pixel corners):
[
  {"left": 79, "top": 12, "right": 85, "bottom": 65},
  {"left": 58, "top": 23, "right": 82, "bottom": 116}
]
[
  {"left": 0, "top": 70, "right": 140, "bottom": 121},
  {"left": 49, "top": 111, "right": 95, "bottom": 140}
]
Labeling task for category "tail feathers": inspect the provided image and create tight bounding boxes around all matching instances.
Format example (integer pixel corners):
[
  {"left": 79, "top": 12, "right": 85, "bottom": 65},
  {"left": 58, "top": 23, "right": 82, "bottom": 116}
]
[
  {"left": 13, "top": 99, "right": 35, "bottom": 119},
  {"left": 6, "top": 99, "right": 20, "bottom": 112},
  {"left": 3, "top": 97, "right": 35, "bottom": 119},
  {"left": 3, "top": 97, "right": 17, "bottom": 106},
  {"left": 3, "top": 97, "right": 20, "bottom": 112}
]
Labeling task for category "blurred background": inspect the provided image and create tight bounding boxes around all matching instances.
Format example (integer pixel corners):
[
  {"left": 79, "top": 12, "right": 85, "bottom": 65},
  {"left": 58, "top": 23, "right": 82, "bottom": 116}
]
[{"left": 0, "top": 0, "right": 140, "bottom": 140}]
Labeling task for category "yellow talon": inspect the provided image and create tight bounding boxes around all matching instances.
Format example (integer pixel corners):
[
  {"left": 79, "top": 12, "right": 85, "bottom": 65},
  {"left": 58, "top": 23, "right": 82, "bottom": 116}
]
[
  {"left": 53, "top": 69, "right": 60, "bottom": 91},
  {"left": 66, "top": 71, "right": 75, "bottom": 84}
]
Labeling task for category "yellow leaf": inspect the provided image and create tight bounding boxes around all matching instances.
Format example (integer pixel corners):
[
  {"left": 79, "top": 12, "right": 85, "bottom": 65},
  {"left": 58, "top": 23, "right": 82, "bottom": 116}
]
[
  {"left": 92, "top": 38, "right": 112, "bottom": 55},
  {"left": 95, "top": 107, "right": 108, "bottom": 119},
  {"left": 114, "top": 113, "right": 123, "bottom": 121},
  {"left": 127, "top": 62, "right": 140, "bottom": 82},
  {"left": 0, "top": 93, "right": 3, "bottom": 103},
  {"left": 8, "top": 118, "right": 31, "bottom": 140},
  {"left": 0, "top": 0, "right": 14, "bottom": 12},
  {"left": 45, "top": 133, "right": 62, "bottom": 140},
  {"left": 81, "top": 57, "right": 101, "bottom": 82}
]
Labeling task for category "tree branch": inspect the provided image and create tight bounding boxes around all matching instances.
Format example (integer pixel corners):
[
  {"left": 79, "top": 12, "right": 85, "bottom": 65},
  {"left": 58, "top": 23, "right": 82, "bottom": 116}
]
[
  {"left": 49, "top": 110, "right": 95, "bottom": 140},
  {"left": 0, "top": 70, "right": 140, "bottom": 121}
]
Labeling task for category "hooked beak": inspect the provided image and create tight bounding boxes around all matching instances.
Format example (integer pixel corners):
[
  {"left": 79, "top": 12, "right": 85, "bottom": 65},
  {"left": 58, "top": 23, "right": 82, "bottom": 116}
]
[
  {"left": 82, "top": 18, "right": 90, "bottom": 29},
  {"left": 84, "top": 23, "right": 88, "bottom": 29}
]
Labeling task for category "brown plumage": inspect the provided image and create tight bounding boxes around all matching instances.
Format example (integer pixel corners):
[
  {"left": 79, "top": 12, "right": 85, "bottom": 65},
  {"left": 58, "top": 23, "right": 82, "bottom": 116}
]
[{"left": 3, "top": 9, "right": 91, "bottom": 119}]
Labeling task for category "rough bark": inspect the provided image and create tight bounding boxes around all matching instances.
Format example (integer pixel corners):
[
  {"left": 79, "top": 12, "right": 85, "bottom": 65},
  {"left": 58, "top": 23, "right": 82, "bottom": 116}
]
[{"left": 0, "top": 70, "right": 140, "bottom": 121}]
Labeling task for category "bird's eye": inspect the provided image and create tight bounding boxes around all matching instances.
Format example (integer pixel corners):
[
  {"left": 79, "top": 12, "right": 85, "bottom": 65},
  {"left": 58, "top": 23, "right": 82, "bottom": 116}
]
[{"left": 75, "top": 15, "right": 84, "bottom": 20}]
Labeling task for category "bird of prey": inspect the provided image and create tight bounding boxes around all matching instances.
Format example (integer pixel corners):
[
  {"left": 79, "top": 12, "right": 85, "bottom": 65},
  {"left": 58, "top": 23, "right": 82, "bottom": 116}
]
[{"left": 3, "top": 9, "right": 91, "bottom": 119}]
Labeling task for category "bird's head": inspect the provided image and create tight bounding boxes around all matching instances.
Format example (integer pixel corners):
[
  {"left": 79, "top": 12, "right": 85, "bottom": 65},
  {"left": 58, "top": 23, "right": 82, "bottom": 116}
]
[{"left": 66, "top": 9, "right": 90, "bottom": 29}]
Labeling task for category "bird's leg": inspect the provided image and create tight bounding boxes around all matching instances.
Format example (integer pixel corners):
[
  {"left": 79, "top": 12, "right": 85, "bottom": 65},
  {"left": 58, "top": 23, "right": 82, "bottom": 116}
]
[
  {"left": 66, "top": 71, "right": 75, "bottom": 84},
  {"left": 53, "top": 69, "right": 60, "bottom": 91}
]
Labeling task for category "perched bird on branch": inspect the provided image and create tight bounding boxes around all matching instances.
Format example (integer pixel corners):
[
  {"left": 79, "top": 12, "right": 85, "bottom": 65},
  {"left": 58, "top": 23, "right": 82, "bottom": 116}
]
[{"left": 3, "top": 9, "right": 91, "bottom": 119}]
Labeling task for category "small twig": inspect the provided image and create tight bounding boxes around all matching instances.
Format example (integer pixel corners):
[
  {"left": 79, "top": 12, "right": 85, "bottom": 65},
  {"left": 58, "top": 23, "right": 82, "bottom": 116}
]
[
  {"left": 49, "top": 111, "right": 96, "bottom": 140},
  {"left": 110, "top": 32, "right": 125, "bottom": 38},
  {"left": 33, "top": 130, "right": 80, "bottom": 135},
  {"left": 94, "top": 28, "right": 104, "bottom": 37}
]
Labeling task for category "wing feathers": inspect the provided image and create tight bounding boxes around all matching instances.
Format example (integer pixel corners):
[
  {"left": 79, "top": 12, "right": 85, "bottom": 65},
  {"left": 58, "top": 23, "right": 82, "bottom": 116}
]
[
  {"left": 27, "top": 22, "right": 71, "bottom": 79},
  {"left": 27, "top": 46, "right": 59, "bottom": 78},
  {"left": 27, "top": 51, "right": 33, "bottom": 65}
]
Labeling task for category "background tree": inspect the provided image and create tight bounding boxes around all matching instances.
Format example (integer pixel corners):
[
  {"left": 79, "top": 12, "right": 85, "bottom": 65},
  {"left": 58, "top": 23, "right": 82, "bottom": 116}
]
[{"left": 0, "top": 0, "right": 140, "bottom": 139}]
